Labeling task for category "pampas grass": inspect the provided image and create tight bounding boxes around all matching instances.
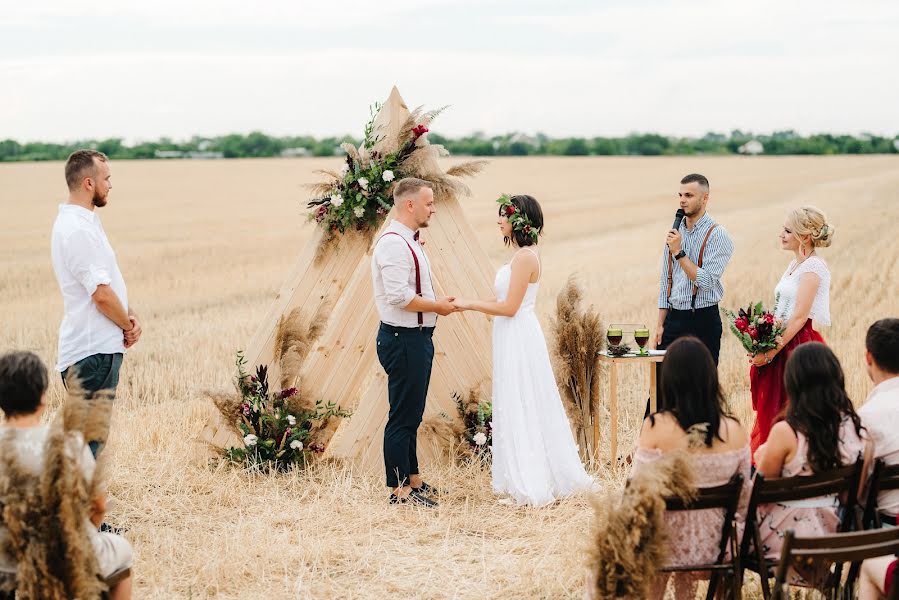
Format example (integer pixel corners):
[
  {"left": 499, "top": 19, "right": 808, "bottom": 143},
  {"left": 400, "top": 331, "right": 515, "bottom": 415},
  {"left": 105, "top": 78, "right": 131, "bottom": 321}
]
[
  {"left": 584, "top": 452, "right": 696, "bottom": 600},
  {"left": 0, "top": 380, "right": 113, "bottom": 599},
  {"left": 551, "top": 275, "right": 604, "bottom": 460}
]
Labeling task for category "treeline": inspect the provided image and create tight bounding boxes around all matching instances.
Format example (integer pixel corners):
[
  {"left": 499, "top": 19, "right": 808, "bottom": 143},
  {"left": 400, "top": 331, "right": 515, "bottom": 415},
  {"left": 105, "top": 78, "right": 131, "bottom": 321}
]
[{"left": 1, "top": 130, "right": 897, "bottom": 162}]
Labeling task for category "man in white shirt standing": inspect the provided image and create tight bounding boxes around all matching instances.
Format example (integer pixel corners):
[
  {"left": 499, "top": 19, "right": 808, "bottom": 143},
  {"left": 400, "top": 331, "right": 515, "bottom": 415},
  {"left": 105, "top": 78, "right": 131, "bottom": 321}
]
[
  {"left": 859, "top": 318, "right": 899, "bottom": 525},
  {"left": 51, "top": 150, "right": 142, "bottom": 456},
  {"left": 371, "top": 178, "right": 456, "bottom": 507}
]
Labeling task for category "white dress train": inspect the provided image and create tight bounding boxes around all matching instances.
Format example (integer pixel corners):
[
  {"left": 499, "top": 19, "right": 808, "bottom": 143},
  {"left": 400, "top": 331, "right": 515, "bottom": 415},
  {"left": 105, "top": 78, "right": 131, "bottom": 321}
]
[{"left": 490, "top": 249, "right": 596, "bottom": 506}]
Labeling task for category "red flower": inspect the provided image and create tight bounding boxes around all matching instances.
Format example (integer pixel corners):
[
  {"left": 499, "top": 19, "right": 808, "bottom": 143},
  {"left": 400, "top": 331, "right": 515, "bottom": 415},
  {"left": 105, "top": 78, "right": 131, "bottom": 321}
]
[
  {"left": 504, "top": 205, "right": 516, "bottom": 216},
  {"left": 412, "top": 124, "right": 429, "bottom": 139},
  {"left": 747, "top": 327, "right": 758, "bottom": 340},
  {"left": 734, "top": 317, "right": 749, "bottom": 332},
  {"left": 764, "top": 313, "right": 775, "bottom": 325}
]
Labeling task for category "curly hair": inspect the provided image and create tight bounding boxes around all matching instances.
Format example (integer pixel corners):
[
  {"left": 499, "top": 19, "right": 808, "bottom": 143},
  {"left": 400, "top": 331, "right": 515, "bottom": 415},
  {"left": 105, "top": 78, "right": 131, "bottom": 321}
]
[{"left": 784, "top": 342, "right": 864, "bottom": 474}]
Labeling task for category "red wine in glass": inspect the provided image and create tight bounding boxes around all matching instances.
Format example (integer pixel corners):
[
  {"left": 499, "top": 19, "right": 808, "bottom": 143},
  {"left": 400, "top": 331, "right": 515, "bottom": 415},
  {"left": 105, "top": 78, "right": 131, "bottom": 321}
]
[
  {"left": 634, "top": 329, "right": 650, "bottom": 355},
  {"left": 607, "top": 328, "right": 623, "bottom": 346}
]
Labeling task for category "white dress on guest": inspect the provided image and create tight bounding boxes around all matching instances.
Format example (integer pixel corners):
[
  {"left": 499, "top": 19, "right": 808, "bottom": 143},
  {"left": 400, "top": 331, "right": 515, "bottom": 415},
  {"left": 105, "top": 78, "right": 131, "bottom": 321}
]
[
  {"left": 490, "top": 249, "right": 595, "bottom": 506},
  {"left": 773, "top": 256, "right": 831, "bottom": 325}
]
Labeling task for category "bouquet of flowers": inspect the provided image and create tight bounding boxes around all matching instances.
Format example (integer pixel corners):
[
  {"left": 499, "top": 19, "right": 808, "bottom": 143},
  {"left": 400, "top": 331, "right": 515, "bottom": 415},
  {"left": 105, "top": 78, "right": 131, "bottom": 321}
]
[
  {"left": 224, "top": 352, "right": 351, "bottom": 470},
  {"left": 454, "top": 390, "right": 492, "bottom": 463},
  {"left": 723, "top": 298, "right": 785, "bottom": 355}
]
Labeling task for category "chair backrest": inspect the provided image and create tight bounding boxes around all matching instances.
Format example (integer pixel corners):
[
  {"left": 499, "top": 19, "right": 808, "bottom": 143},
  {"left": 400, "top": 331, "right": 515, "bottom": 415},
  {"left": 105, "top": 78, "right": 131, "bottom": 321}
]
[
  {"left": 665, "top": 473, "right": 745, "bottom": 512},
  {"left": 748, "top": 456, "right": 864, "bottom": 533},
  {"left": 864, "top": 459, "right": 899, "bottom": 527},
  {"left": 773, "top": 528, "right": 899, "bottom": 599}
]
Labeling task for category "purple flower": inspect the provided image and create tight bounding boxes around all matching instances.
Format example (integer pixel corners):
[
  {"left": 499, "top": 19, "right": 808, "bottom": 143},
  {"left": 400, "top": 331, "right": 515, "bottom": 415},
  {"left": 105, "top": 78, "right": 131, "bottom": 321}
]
[{"left": 278, "top": 387, "right": 298, "bottom": 399}]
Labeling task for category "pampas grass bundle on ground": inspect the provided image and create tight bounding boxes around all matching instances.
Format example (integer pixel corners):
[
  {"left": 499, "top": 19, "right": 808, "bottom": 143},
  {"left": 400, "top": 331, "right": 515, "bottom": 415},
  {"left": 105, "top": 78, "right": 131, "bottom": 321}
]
[{"left": 552, "top": 275, "right": 604, "bottom": 460}]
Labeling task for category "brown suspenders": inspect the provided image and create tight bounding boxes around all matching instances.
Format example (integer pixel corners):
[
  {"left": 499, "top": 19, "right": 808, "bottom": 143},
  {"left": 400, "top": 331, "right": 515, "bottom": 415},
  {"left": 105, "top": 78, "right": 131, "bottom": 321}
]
[
  {"left": 666, "top": 223, "right": 718, "bottom": 311},
  {"left": 379, "top": 232, "right": 423, "bottom": 327}
]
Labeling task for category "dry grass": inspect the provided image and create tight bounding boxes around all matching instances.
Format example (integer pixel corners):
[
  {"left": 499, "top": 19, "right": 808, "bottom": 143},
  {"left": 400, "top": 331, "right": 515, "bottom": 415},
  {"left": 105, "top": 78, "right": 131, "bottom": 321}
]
[{"left": 1, "top": 155, "right": 898, "bottom": 598}]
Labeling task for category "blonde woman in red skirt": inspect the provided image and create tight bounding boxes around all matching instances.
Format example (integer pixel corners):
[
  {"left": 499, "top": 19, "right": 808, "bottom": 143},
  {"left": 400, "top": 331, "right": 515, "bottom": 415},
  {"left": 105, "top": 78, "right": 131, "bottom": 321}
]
[{"left": 749, "top": 206, "right": 834, "bottom": 456}]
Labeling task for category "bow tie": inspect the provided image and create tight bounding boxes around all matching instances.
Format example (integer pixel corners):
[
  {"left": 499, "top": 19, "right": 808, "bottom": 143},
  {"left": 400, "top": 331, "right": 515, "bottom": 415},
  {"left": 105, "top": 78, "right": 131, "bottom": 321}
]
[{"left": 413, "top": 231, "right": 423, "bottom": 244}]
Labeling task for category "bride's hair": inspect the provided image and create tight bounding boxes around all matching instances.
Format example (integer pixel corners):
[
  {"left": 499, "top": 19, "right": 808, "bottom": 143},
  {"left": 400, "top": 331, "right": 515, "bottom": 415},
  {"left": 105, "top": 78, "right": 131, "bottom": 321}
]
[
  {"left": 499, "top": 194, "right": 544, "bottom": 247},
  {"left": 652, "top": 337, "right": 732, "bottom": 447},
  {"left": 786, "top": 205, "right": 834, "bottom": 248}
]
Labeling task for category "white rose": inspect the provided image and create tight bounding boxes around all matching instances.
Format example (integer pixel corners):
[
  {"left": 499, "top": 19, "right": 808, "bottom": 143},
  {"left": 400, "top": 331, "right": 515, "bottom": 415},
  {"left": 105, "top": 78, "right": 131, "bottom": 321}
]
[
  {"left": 244, "top": 434, "right": 258, "bottom": 447},
  {"left": 358, "top": 177, "right": 369, "bottom": 190},
  {"left": 290, "top": 439, "right": 303, "bottom": 450},
  {"left": 473, "top": 432, "right": 487, "bottom": 446},
  {"left": 330, "top": 194, "right": 343, "bottom": 208},
  {"left": 382, "top": 170, "right": 395, "bottom": 182},
  {"left": 287, "top": 415, "right": 296, "bottom": 425},
  {"left": 354, "top": 206, "right": 365, "bottom": 218}
]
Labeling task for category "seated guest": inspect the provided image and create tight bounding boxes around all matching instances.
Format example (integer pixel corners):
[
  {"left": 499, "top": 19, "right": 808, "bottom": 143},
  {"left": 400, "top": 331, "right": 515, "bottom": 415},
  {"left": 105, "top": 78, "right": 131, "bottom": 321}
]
[
  {"left": 633, "top": 337, "right": 751, "bottom": 599},
  {"left": 859, "top": 318, "right": 899, "bottom": 527},
  {"left": 860, "top": 555, "right": 897, "bottom": 600},
  {"left": 755, "top": 342, "right": 870, "bottom": 586},
  {"left": 0, "top": 351, "right": 132, "bottom": 600}
]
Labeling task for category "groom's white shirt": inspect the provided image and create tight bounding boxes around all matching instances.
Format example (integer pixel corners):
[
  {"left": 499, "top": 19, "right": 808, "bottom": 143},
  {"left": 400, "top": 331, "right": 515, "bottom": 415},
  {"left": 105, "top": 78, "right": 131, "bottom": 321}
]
[{"left": 371, "top": 220, "right": 437, "bottom": 328}]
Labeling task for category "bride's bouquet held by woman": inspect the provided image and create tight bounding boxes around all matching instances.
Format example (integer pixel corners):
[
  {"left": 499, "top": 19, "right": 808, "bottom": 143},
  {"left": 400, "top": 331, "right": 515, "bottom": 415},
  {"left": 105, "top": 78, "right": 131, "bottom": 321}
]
[{"left": 724, "top": 299, "right": 785, "bottom": 356}]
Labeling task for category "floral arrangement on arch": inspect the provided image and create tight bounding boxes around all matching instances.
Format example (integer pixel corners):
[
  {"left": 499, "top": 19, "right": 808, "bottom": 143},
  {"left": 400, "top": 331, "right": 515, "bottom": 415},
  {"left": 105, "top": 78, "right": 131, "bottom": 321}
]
[
  {"left": 723, "top": 296, "right": 785, "bottom": 355},
  {"left": 222, "top": 352, "right": 351, "bottom": 470},
  {"left": 454, "top": 390, "right": 492, "bottom": 463},
  {"left": 305, "top": 100, "right": 486, "bottom": 241}
]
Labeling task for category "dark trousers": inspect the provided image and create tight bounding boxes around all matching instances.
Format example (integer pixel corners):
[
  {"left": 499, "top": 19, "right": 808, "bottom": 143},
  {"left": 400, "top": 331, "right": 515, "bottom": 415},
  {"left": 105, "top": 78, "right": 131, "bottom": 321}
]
[
  {"left": 651, "top": 306, "right": 723, "bottom": 414},
  {"left": 376, "top": 323, "right": 435, "bottom": 488},
  {"left": 61, "top": 352, "right": 123, "bottom": 456}
]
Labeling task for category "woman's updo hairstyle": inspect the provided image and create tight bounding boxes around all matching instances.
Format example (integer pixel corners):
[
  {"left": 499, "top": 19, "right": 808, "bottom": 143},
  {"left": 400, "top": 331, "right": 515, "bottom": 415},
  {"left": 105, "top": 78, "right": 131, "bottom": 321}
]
[
  {"left": 499, "top": 194, "right": 544, "bottom": 247},
  {"left": 786, "top": 205, "right": 834, "bottom": 249}
]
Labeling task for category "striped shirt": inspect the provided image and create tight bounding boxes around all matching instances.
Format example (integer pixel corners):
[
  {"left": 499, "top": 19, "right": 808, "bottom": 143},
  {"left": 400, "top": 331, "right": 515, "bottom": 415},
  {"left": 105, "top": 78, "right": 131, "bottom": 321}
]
[{"left": 657, "top": 212, "right": 733, "bottom": 310}]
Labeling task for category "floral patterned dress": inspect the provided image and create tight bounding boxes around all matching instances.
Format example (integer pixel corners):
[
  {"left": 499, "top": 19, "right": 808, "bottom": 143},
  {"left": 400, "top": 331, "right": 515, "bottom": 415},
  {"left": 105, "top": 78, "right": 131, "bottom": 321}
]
[
  {"left": 631, "top": 443, "right": 752, "bottom": 595},
  {"left": 757, "top": 415, "right": 865, "bottom": 585}
]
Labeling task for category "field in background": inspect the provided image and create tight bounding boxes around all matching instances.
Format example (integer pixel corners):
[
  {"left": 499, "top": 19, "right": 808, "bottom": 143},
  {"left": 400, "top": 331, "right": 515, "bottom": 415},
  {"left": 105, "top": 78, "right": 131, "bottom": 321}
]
[{"left": 1, "top": 156, "right": 898, "bottom": 598}]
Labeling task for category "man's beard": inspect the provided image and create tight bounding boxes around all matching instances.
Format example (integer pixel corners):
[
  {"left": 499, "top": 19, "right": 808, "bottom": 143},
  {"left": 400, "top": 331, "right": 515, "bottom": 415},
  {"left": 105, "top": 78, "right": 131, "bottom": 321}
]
[
  {"left": 418, "top": 219, "right": 430, "bottom": 228},
  {"left": 92, "top": 190, "right": 108, "bottom": 207}
]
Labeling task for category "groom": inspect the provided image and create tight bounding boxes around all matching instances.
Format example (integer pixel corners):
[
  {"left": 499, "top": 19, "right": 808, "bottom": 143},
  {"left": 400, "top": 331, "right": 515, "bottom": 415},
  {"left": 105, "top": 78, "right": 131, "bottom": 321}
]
[{"left": 371, "top": 178, "right": 457, "bottom": 507}]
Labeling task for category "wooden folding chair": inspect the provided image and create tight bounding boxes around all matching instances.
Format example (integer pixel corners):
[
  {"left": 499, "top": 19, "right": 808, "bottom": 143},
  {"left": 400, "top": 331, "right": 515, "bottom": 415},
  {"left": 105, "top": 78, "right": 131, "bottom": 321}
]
[
  {"left": 771, "top": 528, "right": 899, "bottom": 600},
  {"left": 739, "top": 457, "right": 864, "bottom": 599},
  {"left": 863, "top": 459, "right": 899, "bottom": 529},
  {"left": 659, "top": 472, "right": 745, "bottom": 600}
]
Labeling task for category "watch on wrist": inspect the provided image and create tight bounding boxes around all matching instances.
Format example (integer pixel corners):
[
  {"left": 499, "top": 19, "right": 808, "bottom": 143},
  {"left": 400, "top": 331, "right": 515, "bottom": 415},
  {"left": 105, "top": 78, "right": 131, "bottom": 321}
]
[{"left": 673, "top": 249, "right": 686, "bottom": 260}]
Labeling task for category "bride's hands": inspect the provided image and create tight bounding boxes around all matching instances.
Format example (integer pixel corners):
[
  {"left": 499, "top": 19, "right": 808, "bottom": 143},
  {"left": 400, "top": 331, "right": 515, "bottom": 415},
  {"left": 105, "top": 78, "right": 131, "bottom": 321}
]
[{"left": 451, "top": 298, "right": 472, "bottom": 311}]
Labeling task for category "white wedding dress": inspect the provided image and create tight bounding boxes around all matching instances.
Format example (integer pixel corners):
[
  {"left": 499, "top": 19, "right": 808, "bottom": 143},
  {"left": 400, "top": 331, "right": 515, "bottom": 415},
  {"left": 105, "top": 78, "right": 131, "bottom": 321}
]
[{"left": 491, "top": 249, "right": 596, "bottom": 506}]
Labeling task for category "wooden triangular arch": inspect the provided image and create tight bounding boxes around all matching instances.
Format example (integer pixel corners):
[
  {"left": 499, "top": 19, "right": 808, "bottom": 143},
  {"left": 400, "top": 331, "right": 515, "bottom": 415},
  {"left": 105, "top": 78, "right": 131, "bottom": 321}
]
[{"left": 244, "top": 87, "right": 495, "bottom": 470}]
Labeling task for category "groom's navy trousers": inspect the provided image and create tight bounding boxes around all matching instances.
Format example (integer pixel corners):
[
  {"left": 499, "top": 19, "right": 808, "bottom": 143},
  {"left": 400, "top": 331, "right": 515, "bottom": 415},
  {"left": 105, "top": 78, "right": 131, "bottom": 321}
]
[{"left": 376, "top": 322, "right": 435, "bottom": 488}]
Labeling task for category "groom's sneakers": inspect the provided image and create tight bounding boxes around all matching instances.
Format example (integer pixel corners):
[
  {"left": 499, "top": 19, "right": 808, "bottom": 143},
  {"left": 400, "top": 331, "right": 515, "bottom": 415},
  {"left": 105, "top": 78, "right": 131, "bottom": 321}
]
[
  {"left": 390, "top": 489, "right": 438, "bottom": 508},
  {"left": 412, "top": 481, "right": 440, "bottom": 496}
]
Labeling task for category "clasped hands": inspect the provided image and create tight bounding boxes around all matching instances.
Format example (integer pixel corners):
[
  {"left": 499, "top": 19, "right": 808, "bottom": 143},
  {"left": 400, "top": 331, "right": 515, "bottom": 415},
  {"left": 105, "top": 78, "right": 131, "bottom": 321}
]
[
  {"left": 124, "top": 316, "right": 143, "bottom": 348},
  {"left": 433, "top": 296, "right": 473, "bottom": 316}
]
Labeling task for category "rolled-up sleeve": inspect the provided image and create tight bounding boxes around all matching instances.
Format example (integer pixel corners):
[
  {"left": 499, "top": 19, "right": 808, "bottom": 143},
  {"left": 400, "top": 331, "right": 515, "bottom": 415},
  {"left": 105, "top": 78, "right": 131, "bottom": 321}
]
[
  {"left": 62, "top": 229, "right": 112, "bottom": 296},
  {"left": 375, "top": 238, "right": 416, "bottom": 308},
  {"left": 658, "top": 245, "right": 671, "bottom": 308},
  {"left": 693, "top": 227, "right": 734, "bottom": 291}
]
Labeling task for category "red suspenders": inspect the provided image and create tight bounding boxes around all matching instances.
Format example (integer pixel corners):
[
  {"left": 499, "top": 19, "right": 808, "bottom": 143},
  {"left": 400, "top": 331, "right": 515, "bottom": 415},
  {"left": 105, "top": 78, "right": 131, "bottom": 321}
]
[
  {"left": 379, "top": 232, "right": 423, "bottom": 327},
  {"left": 666, "top": 223, "right": 718, "bottom": 311}
]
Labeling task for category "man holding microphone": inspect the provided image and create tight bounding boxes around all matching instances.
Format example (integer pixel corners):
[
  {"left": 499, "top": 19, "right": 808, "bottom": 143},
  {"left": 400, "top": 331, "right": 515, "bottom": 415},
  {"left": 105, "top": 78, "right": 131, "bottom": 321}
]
[{"left": 655, "top": 174, "right": 734, "bottom": 375}]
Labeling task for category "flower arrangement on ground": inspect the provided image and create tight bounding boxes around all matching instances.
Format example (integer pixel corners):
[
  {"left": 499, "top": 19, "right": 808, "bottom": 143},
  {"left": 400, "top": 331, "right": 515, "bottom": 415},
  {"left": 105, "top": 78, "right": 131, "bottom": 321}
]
[
  {"left": 454, "top": 390, "right": 492, "bottom": 463},
  {"left": 724, "top": 298, "right": 785, "bottom": 355},
  {"left": 223, "top": 352, "right": 351, "bottom": 470}
]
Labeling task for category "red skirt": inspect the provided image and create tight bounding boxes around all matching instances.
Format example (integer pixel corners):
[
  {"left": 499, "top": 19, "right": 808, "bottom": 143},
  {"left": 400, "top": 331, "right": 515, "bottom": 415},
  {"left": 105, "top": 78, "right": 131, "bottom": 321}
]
[{"left": 749, "top": 320, "right": 825, "bottom": 456}]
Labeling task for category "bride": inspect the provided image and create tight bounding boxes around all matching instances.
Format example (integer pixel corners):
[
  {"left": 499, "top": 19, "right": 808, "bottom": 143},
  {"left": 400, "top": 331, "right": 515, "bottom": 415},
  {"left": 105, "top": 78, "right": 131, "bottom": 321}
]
[{"left": 452, "top": 194, "right": 595, "bottom": 506}]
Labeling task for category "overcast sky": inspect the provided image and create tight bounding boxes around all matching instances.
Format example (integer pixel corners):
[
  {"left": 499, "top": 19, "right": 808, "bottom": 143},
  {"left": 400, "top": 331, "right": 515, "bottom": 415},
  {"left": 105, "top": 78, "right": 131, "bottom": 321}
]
[{"left": 2, "top": 0, "right": 898, "bottom": 142}]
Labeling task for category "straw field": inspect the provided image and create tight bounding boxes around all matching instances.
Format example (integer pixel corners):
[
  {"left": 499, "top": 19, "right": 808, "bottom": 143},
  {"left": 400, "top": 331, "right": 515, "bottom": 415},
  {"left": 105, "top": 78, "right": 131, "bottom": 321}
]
[{"left": 1, "top": 155, "right": 898, "bottom": 598}]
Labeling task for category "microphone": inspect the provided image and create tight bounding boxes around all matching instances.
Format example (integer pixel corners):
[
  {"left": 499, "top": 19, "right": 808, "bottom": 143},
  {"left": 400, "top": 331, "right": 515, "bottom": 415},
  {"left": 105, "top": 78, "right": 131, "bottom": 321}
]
[{"left": 671, "top": 208, "right": 685, "bottom": 231}]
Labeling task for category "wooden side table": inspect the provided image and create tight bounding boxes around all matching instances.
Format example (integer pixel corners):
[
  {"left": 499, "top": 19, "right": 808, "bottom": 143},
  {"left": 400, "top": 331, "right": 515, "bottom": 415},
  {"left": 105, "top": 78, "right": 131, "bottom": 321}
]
[{"left": 596, "top": 351, "right": 665, "bottom": 462}]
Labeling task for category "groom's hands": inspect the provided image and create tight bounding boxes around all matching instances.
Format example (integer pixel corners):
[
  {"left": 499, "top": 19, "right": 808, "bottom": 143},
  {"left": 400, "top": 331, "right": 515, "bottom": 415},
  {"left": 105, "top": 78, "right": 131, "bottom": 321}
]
[{"left": 435, "top": 296, "right": 457, "bottom": 316}]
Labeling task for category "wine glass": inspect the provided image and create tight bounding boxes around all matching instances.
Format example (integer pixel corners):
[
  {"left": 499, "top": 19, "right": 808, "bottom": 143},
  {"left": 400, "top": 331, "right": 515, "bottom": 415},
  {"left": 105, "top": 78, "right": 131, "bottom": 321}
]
[
  {"left": 634, "top": 326, "right": 650, "bottom": 356},
  {"left": 607, "top": 327, "right": 623, "bottom": 347}
]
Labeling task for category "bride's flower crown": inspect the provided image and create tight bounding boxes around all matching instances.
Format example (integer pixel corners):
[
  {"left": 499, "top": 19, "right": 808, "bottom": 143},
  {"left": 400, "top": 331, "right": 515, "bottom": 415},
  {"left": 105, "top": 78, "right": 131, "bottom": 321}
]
[{"left": 497, "top": 194, "right": 540, "bottom": 242}]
